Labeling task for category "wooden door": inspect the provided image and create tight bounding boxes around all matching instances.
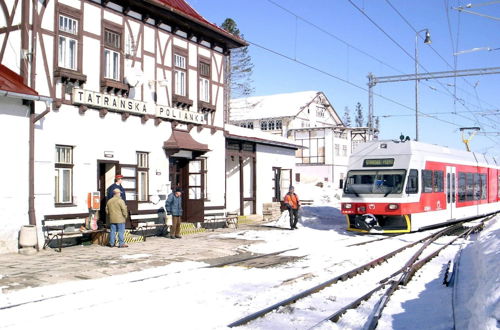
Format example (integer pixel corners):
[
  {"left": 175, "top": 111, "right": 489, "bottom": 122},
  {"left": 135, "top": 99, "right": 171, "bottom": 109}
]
[{"left": 169, "top": 158, "right": 204, "bottom": 223}]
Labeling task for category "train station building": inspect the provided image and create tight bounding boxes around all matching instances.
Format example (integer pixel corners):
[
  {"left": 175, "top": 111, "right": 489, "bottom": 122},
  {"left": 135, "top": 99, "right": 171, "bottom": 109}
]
[{"left": 0, "top": 0, "right": 300, "bottom": 254}]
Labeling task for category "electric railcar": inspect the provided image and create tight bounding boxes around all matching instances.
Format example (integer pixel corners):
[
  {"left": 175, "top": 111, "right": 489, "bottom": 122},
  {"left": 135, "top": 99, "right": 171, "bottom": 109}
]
[{"left": 341, "top": 140, "right": 500, "bottom": 233}]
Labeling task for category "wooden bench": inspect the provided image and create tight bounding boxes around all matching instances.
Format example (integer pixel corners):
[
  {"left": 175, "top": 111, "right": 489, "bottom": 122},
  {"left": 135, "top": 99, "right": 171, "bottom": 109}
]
[
  {"left": 130, "top": 214, "right": 169, "bottom": 241},
  {"left": 42, "top": 218, "right": 106, "bottom": 252},
  {"left": 203, "top": 212, "right": 238, "bottom": 231},
  {"left": 301, "top": 199, "right": 314, "bottom": 206}
]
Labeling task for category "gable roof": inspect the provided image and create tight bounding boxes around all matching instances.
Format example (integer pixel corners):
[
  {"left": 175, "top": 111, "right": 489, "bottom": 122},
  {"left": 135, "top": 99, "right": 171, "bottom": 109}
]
[
  {"left": 0, "top": 64, "right": 38, "bottom": 96},
  {"left": 225, "top": 124, "right": 302, "bottom": 150},
  {"left": 146, "top": 0, "right": 247, "bottom": 48},
  {"left": 230, "top": 91, "right": 321, "bottom": 121}
]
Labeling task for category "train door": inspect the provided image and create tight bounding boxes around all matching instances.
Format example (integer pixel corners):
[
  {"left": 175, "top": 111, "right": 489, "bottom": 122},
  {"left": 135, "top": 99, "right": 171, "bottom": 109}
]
[{"left": 446, "top": 166, "right": 457, "bottom": 219}]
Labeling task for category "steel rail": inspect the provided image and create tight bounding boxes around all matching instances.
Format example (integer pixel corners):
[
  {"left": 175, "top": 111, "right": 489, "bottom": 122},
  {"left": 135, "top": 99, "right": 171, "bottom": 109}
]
[
  {"left": 227, "top": 229, "right": 441, "bottom": 327},
  {"left": 346, "top": 234, "right": 403, "bottom": 247},
  {"left": 309, "top": 223, "right": 466, "bottom": 329},
  {"left": 363, "top": 219, "right": 491, "bottom": 330},
  {"left": 205, "top": 247, "right": 299, "bottom": 268}
]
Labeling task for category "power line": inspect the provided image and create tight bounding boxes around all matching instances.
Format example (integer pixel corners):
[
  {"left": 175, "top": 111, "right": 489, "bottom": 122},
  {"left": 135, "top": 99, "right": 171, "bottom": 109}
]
[
  {"left": 383, "top": 0, "right": 499, "bottom": 125},
  {"left": 265, "top": 0, "right": 499, "bottom": 125},
  {"left": 257, "top": 0, "right": 499, "bottom": 146},
  {"left": 247, "top": 39, "right": 466, "bottom": 129},
  {"left": 348, "top": 0, "right": 499, "bottom": 143}
]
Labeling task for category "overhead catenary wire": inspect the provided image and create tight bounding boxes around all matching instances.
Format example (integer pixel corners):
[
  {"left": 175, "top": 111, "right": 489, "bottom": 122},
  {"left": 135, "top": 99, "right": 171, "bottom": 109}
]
[
  {"left": 257, "top": 0, "right": 499, "bottom": 150},
  {"left": 348, "top": 0, "right": 499, "bottom": 144},
  {"left": 247, "top": 39, "right": 463, "bottom": 129},
  {"left": 385, "top": 0, "right": 499, "bottom": 119},
  {"left": 265, "top": 0, "right": 499, "bottom": 131}
]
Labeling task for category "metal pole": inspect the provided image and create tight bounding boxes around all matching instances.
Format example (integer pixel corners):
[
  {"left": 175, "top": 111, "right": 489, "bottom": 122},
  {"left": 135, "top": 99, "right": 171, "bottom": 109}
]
[{"left": 415, "top": 33, "right": 419, "bottom": 141}]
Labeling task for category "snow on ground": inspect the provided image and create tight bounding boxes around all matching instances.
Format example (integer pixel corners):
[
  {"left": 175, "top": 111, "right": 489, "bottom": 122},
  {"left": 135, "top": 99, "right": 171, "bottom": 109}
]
[{"left": 0, "top": 188, "right": 498, "bottom": 329}]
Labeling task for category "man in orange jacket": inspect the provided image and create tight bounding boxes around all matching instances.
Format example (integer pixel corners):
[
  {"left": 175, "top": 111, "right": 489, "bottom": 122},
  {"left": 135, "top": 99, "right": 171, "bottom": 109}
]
[{"left": 284, "top": 186, "right": 300, "bottom": 230}]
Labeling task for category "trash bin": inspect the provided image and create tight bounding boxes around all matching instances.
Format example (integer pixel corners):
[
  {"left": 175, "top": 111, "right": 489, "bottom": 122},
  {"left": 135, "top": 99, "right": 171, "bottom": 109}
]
[{"left": 19, "top": 225, "right": 37, "bottom": 248}]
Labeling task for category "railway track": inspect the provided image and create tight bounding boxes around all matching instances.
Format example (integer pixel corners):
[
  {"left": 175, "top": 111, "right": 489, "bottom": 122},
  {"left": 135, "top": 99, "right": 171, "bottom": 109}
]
[{"left": 227, "top": 217, "right": 493, "bottom": 328}]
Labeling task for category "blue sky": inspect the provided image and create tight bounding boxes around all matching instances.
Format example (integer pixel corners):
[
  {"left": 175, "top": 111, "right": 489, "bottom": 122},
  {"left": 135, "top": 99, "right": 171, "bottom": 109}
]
[{"left": 190, "top": 0, "right": 499, "bottom": 157}]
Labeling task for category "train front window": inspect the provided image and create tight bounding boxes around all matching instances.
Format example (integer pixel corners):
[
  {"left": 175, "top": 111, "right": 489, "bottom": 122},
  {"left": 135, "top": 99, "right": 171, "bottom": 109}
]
[{"left": 344, "top": 170, "right": 406, "bottom": 195}]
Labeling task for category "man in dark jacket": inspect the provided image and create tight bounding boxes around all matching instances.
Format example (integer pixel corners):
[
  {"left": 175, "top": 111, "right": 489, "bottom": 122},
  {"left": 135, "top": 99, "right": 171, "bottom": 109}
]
[
  {"left": 165, "top": 188, "right": 183, "bottom": 239},
  {"left": 107, "top": 174, "right": 126, "bottom": 200}
]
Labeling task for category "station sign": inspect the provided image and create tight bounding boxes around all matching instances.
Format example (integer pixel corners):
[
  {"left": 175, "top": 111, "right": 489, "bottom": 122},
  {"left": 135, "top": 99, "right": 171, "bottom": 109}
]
[{"left": 72, "top": 88, "right": 206, "bottom": 125}]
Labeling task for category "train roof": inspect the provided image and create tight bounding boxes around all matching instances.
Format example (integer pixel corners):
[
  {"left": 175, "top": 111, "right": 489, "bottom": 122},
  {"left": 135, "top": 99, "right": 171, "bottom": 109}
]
[{"left": 351, "top": 140, "right": 499, "bottom": 168}]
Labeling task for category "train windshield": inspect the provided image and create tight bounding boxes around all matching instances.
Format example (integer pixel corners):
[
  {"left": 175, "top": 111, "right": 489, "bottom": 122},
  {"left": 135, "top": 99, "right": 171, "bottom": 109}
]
[{"left": 344, "top": 170, "right": 406, "bottom": 196}]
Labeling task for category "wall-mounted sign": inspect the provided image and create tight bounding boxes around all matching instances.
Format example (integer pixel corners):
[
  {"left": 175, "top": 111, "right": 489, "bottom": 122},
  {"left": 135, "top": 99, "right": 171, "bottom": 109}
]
[
  {"left": 73, "top": 89, "right": 150, "bottom": 115},
  {"left": 72, "top": 88, "right": 207, "bottom": 125},
  {"left": 156, "top": 106, "right": 206, "bottom": 125}
]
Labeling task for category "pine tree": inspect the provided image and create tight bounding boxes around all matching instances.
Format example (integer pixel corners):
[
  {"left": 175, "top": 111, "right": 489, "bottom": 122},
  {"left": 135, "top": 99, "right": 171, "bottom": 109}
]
[
  {"left": 343, "top": 106, "right": 351, "bottom": 127},
  {"left": 354, "top": 102, "right": 364, "bottom": 127},
  {"left": 221, "top": 18, "right": 254, "bottom": 99}
]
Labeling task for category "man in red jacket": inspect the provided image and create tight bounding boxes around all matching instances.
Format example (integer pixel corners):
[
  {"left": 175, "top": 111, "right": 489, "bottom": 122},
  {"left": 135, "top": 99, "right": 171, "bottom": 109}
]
[{"left": 284, "top": 186, "right": 301, "bottom": 230}]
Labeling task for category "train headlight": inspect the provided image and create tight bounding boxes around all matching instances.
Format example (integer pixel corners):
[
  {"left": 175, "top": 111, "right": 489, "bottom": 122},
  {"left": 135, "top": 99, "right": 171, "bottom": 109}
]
[
  {"left": 388, "top": 204, "right": 399, "bottom": 210},
  {"left": 343, "top": 203, "right": 352, "bottom": 209},
  {"left": 357, "top": 206, "right": 366, "bottom": 213}
]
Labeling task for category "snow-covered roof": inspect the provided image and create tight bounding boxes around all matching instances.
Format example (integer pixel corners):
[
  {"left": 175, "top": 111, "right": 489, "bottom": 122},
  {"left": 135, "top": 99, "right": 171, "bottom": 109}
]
[
  {"left": 224, "top": 124, "right": 302, "bottom": 149},
  {"left": 230, "top": 91, "right": 321, "bottom": 121}
]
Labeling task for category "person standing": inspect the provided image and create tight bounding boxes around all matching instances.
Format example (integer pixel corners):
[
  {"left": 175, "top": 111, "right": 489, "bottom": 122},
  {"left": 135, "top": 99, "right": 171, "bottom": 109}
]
[
  {"left": 107, "top": 174, "right": 126, "bottom": 200},
  {"left": 165, "top": 188, "right": 183, "bottom": 239},
  {"left": 105, "top": 188, "right": 129, "bottom": 247},
  {"left": 284, "top": 185, "right": 301, "bottom": 230}
]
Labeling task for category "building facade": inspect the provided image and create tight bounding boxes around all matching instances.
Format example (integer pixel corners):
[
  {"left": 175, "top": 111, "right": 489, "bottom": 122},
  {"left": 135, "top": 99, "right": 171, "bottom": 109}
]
[
  {"left": 0, "top": 0, "right": 256, "bottom": 253},
  {"left": 230, "top": 91, "right": 375, "bottom": 189}
]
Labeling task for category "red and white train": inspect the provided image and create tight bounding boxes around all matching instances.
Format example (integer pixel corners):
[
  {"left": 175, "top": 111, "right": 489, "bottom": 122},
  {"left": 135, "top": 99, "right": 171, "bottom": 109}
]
[{"left": 341, "top": 140, "right": 500, "bottom": 233}]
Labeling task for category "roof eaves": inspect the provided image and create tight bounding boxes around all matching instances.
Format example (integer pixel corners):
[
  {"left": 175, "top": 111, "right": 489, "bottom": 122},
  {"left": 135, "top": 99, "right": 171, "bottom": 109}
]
[{"left": 146, "top": 0, "right": 247, "bottom": 48}]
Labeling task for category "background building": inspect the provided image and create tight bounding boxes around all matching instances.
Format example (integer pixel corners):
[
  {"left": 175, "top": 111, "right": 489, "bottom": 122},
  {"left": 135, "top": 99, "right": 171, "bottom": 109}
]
[{"left": 230, "top": 91, "right": 375, "bottom": 189}]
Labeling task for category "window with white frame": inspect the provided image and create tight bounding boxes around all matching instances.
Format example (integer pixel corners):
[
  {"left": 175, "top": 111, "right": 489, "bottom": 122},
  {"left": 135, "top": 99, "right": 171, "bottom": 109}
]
[
  {"left": 316, "top": 106, "right": 326, "bottom": 118},
  {"left": 199, "top": 62, "right": 210, "bottom": 102},
  {"left": 342, "top": 145, "right": 348, "bottom": 156},
  {"left": 174, "top": 53, "right": 187, "bottom": 96},
  {"left": 137, "top": 152, "right": 149, "bottom": 202},
  {"left": 104, "top": 29, "right": 120, "bottom": 80},
  {"left": 55, "top": 145, "right": 73, "bottom": 204},
  {"left": 260, "top": 119, "right": 282, "bottom": 131},
  {"left": 58, "top": 15, "right": 78, "bottom": 70},
  {"left": 240, "top": 121, "right": 254, "bottom": 129},
  {"left": 276, "top": 120, "right": 282, "bottom": 130},
  {"left": 294, "top": 130, "right": 325, "bottom": 164},
  {"left": 335, "top": 144, "right": 340, "bottom": 156}
]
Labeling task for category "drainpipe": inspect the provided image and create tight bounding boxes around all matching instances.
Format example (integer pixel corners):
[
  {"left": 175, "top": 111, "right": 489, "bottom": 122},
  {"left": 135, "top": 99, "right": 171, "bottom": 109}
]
[{"left": 1, "top": 90, "right": 52, "bottom": 225}]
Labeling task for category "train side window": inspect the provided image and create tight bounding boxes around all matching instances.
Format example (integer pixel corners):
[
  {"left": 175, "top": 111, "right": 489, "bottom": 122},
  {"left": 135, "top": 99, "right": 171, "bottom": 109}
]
[
  {"left": 458, "top": 172, "right": 466, "bottom": 202},
  {"left": 406, "top": 169, "right": 419, "bottom": 194},
  {"left": 466, "top": 173, "right": 474, "bottom": 201},
  {"left": 422, "top": 170, "right": 433, "bottom": 193},
  {"left": 480, "top": 174, "right": 487, "bottom": 200},
  {"left": 433, "top": 170, "right": 444, "bottom": 192}
]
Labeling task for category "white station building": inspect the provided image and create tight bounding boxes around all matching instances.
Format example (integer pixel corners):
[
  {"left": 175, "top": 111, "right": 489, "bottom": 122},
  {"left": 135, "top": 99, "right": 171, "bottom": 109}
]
[{"left": 0, "top": 0, "right": 301, "bottom": 254}]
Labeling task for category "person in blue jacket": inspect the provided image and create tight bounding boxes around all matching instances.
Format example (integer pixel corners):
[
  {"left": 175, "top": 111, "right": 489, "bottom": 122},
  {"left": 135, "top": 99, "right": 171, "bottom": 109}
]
[
  {"left": 107, "top": 174, "right": 126, "bottom": 201},
  {"left": 165, "top": 187, "right": 183, "bottom": 239}
]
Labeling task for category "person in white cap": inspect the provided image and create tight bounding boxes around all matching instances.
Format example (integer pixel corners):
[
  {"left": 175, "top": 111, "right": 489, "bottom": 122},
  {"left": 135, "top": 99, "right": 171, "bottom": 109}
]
[{"left": 105, "top": 188, "right": 128, "bottom": 247}]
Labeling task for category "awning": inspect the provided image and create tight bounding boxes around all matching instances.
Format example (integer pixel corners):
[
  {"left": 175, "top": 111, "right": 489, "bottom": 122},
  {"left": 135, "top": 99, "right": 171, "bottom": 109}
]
[
  {"left": 163, "top": 130, "right": 210, "bottom": 158},
  {"left": 0, "top": 64, "right": 38, "bottom": 96}
]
